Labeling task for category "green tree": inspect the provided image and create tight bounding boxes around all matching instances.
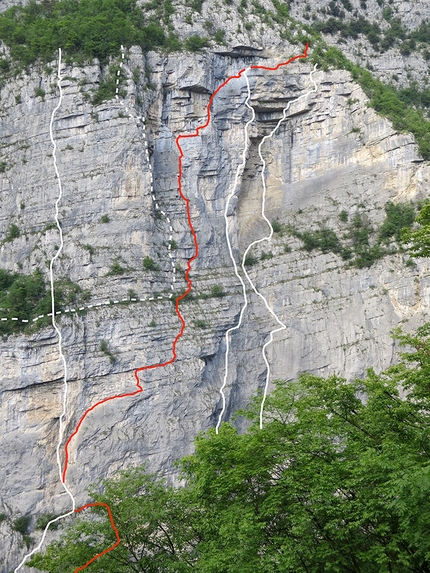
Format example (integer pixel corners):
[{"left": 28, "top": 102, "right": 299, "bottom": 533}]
[
  {"left": 29, "top": 466, "right": 198, "bottom": 572},
  {"left": 29, "top": 324, "right": 430, "bottom": 572},
  {"left": 2, "top": 269, "right": 49, "bottom": 324},
  {"left": 143, "top": 256, "right": 157, "bottom": 270},
  {"left": 184, "top": 35, "right": 209, "bottom": 52},
  {"left": 0, "top": 0, "right": 171, "bottom": 72},
  {"left": 0, "top": 269, "right": 86, "bottom": 336},
  {"left": 179, "top": 331, "right": 430, "bottom": 572},
  {"left": 402, "top": 202, "right": 430, "bottom": 257},
  {"left": 378, "top": 201, "right": 415, "bottom": 244},
  {"left": 4, "top": 223, "right": 20, "bottom": 243}
]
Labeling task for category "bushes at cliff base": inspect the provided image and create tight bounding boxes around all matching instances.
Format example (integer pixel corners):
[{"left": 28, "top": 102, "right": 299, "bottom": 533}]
[{"left": 29, "top": 324, "right": 430, "bottom": 572}]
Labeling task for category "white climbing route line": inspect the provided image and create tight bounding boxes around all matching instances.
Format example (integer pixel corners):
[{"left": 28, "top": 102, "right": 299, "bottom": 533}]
[
  {"left": 14, "top": 47, "right": 76, "bottom": 573},
  {"left": 216, "top": 63, "right": 319, "bottom": 433},
  {"left": 215, "top": 69, "right": 255, "bottom": 434},
  {"left": 3, "top": 46, "right": 176, "bottom": 328},
  {"left": 243, "top": 64, "right": 319, "bottom": 429},
  {"left": 14, "top": 45, "right": 178, "bottom": 570}
]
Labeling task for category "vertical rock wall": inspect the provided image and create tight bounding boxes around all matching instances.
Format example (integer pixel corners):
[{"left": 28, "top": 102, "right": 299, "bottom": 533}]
[{"left": 1, "top": 45, "right": 429, "bottom": 571}]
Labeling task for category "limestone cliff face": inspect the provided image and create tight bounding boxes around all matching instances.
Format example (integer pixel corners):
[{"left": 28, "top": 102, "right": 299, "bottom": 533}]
[
  {"left": 290, "top": 0, "right": 430, "bottom": 90},
  {"left": 1, "top": 36, "right": 430, "bottom": 572}
]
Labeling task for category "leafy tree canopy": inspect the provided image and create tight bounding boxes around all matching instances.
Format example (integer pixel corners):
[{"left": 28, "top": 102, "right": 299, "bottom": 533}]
[
  {"left": 0, "top": 269, "right": 88, "bottom": 337},
  {"left": 402, "top": 201, "right": 430, "bottom": 258},
  {"left": 29, "top": 324, "right": 430, "bottom": 572},
  {"left": 308, "top": 42, "right": 430, "bottom": 160},
  {"left": 0, "top": 0, "right": 170, "bottom": 70},
  {"left": 0, "top": 268, "right": 52, "bottom": 335}
]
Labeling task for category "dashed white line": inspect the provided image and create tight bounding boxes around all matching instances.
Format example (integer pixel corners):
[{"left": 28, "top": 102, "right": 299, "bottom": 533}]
[{"left": 13, "top": 43, "right": 181, "bottom": 570}]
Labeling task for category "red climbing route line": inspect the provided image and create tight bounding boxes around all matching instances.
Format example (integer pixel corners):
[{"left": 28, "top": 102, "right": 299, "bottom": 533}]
[
  {"left": 66, "top": 42, "right": 309, "bottom": 572},
  {"left": 73, "top": 503, "right": 120, "bottom": 571},
  {"left": 62, "top": 371, "right": 143, "bottom": 483}
]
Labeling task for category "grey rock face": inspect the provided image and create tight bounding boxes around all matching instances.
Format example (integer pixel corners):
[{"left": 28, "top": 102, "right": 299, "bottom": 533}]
[
  {"left": 290, "top": 0, "right": 430, "bottom": 89},
  {"left": 1, "top": 41, "right": 430, "bottom": 571},
  {"left": 2, "top": 0, "right": 429, "bottom": 92},
  {"left": 0, "top": 0, "right": 29, "bottom": 13}
]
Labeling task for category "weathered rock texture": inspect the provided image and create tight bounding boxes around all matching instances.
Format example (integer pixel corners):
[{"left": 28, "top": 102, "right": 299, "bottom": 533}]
[
  {"left": 2, "top": 0, "right": 429, "bottom": 92},
  {"left": 293, "top": 0, "right": 430, "bottom": 90},
  {"left": 1, "top": 17, "right": 430, "bottom": 573}
]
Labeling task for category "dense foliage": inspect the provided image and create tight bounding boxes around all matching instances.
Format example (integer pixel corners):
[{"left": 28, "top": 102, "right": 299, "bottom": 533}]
[
  {"left": 0, "top": 269, "right": 88, "bottom": 337},
  {"left": 306, "top": 43, "right": 430, "bottom": 160},
  {"left": 379, "top": 201, "right": 415, "bottom": 244},
  {"left": 313, "top": 5, "right": 430, "bottom": 59},
  {"left": 292, "top": 201, "right": 415, "bottom": 268},
  {"left": 29, "top": 324, "right": 430, "bottom": 572},
  {"left": 0, "top": 0, "right": 175, "bottom": 71},
  {"left": 397, "top": 82, "right": 430, "bottom": 112},
  {"left": 314, "top": 15, "right": 384, "bottom": 50},
  {"left": 0, "top": 268, "right": 52, "bottom": 335},
  {"left": 402, "top": 201, "right": 430, "bottom": 258}
]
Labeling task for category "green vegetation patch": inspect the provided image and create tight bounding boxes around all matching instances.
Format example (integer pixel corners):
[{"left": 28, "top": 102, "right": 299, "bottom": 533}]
[
  {"left": 143, "top": 256, "right": 157, "bottom": 271},
  {"left": 13, "top": 515, "right": 31, "bottom": 535},
  {"left": 143, "top": 0, "right": 177, "bottom": 27},
  {"left": 378, "top": 201, "right": 415, "bottom": 244},
  {"left": 107, "top": 261, "right": 127, "bottom": 276},
  {"left": 2, "top": 223, "right": 20, "bottom": 244},
  {"left": 99, "top": 339, "right": 116, "bottom": 364},
  {"left": 292, "top": 202, "right": 415, "bottom": 269},
  {"left": 184, "top": 35, "right": 210, "bottom": 52},
  {"left": 313, "top": 8, "right": 430, "bottom": 60},
  {"left": 244, "top": 254, "right": 259, "bottom": 267},
  {"left": 0, "top": 269, "right": 87, "bottom": 337},
  {"left": 54, "top": 276, "right": 88, "bottom": 306},
  {"left": 210, "top": 284, "right": 225, "bottom": 297},
  {"left": 296, "top": 227, "right": 345, "bottom": 256},
  {"left": 307, "top": 42, "right": 430, "bottom": 159},
  {"left": 0, "top": 269, "right": 52, "bottom": 335},
  {"left": 402, "top": 200, "right": 430, "bottom": 258},
  {"left": 271, "top": 219, "right": 284, "bottom": 234},
  {"left": 28, "top": 323, "right": 430, "bottom": 572},
  {"left": 397, "top": 82, "right": 430, "bottom": 112},
  {"left": 185, "top": 0, "right": 205, "bottom": 13},
  {"left": 35, "top": 514, "right": 60, "bottom": 532},
  {"left": 0, "top": 0, "right": 177, "bottom": 74},
  {"left": 271, "top": 0, "right": 290, "bottom": 24},
  {"left": 91, "top": 64, "right": 126, "bottom": 105},
  {"left": 314, "top": 15, "right": 385, "bottom": 50}
]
